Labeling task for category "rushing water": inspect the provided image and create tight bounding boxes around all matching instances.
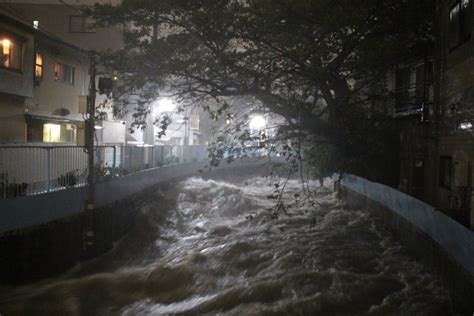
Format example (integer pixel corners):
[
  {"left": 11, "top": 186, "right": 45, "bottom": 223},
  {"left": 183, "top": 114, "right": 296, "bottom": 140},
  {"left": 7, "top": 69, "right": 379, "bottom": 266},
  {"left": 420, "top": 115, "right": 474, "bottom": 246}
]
[{"left": 0, "top": 176, "right": 455, "bottom": 315}]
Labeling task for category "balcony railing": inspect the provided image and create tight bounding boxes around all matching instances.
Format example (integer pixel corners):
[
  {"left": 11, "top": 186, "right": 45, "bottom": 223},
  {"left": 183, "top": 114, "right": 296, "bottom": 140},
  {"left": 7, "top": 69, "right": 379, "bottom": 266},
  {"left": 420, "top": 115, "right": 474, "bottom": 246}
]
[{"left": 0, "top": 145, "right": 208, "bottom": 199}]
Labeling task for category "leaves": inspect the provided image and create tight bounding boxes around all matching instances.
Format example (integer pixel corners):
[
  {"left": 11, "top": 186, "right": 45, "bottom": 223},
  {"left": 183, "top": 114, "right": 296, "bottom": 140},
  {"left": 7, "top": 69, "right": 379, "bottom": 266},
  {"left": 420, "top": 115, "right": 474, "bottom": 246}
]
[{"left": 91, "top": 0, "right": 434, "bottom": 182}]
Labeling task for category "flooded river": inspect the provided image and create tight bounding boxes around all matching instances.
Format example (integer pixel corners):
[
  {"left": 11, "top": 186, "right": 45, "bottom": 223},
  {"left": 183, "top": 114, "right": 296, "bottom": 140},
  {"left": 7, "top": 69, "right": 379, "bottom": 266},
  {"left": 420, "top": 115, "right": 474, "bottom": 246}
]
[{"left": 0, "top": 176, "right": 455, "bottom": 315}]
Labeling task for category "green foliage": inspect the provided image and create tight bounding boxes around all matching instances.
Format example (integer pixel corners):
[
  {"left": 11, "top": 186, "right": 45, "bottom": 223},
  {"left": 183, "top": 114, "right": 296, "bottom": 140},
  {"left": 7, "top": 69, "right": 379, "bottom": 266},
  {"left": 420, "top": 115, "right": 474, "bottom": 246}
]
[
  {"left": 0, "top": 173, "right": 28, "bottom": 199},
  {"left": 57, "top": 170, "right": 78, "bottom": 188}
]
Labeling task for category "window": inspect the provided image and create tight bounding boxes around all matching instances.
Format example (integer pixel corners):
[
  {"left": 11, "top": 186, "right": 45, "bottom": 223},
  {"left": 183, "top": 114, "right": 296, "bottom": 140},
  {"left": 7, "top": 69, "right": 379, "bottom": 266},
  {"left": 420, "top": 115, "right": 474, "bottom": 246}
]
[
  {"left": 35, "top": 53, "right": 43, "bottom": 80},
  {"left": 450, "top": 0, "right": 472, "bottom": 50},
  {"left": 43, "top": 123, "right": 61, "bottom": 143},
  {"left": 69, "top": 15, "right": 95, "bottom": 33},
  {"left": 439, "top": 156, "right": 453, "bottom": 189},
  {"left": 0, "top": 37, "right": 22, "bottom": 70},
  {"left": 395, "top": 66, "right": 411, "bottom": 110},
  {"left": 55, "top": 63, "right": 74, "bottom": 84},
  {"left": 395, "top": 61, "right": 433, "bottom": 114},
  {"left": 190, "top": 114, "right": 200, "bottom": 131}
]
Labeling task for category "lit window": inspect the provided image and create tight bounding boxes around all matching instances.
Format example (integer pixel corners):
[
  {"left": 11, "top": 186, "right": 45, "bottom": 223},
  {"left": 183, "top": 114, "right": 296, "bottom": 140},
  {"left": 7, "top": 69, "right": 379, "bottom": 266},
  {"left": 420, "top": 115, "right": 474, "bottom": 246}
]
[
  {"left": 55, "top": 63, "right": 74, "bottom": 84},
  {"left": 69, "top": 15, "right": 96, "bottom": 33},
  {"left": 43, "top": 123, "right": 61, "bottom": 142},
  {"left": 450, "top": 0, "right": 472, "bottom": 50},
  {"left": 35, "top": 53, "right": 43, "bottom": 80},
  {"left": 0, "top": 37, "right": 22, "bottom": 70}
]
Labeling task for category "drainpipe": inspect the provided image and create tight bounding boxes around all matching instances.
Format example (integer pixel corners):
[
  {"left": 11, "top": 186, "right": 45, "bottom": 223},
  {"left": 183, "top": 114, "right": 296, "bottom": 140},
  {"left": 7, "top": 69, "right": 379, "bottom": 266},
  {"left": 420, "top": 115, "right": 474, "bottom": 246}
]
[{"left": 431, "top": 0, "right": 445, "bottom": 208}]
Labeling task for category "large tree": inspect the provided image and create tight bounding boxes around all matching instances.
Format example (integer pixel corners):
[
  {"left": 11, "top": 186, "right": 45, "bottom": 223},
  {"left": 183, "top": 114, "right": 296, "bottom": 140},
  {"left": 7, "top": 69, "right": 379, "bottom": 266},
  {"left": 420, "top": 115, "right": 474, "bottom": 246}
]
[{"left": 90, "top": 0, "right": 434, "bottom": 182}]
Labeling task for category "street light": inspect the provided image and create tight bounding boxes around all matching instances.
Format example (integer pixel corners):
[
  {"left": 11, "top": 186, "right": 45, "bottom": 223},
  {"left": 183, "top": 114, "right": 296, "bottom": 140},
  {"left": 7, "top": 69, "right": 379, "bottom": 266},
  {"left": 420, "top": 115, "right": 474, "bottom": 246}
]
[
  {"left": 249, "top": 115, "right": 266, "bottom": 131},
  {"left": 156, "top": 98, "right": 176, "bottom": 113}
]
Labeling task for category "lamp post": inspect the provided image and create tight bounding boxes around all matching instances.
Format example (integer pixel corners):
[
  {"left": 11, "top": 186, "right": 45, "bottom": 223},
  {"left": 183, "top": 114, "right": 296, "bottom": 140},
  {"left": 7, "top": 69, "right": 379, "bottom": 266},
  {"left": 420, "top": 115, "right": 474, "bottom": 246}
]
[
  {"left": 83, "top": 50, "right": 96, "bottom": 252},
  {"left": 86, "top": 51, "right": 96, "bottom": 210}
]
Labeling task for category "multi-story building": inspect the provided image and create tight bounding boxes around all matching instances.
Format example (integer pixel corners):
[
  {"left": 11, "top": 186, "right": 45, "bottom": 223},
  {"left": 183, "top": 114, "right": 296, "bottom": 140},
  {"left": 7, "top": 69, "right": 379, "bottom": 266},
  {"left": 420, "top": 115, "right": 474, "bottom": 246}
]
[
  {"left": 395, "top": 0, "right": 474, "bottom": 229},
  {"left": 0, "top": 0, "right": 122, "bottom": 51},
  {"left": 0, "top": 13, "right": 35, "bottom": 143},
  {"left": 390, "top": 58, "right": 435, "bottom": 203},
  {"left": 0, "top": 1, "right": 127, "bottom": 145},
  {"left": 0, "top": 12, "right": 92, "bottom": 144},
  {"left": 0, "top": 11, "right": 126, "bottom": 145},
  {"left": 436, "top": 0, "right": 474, "bottom": 228}
]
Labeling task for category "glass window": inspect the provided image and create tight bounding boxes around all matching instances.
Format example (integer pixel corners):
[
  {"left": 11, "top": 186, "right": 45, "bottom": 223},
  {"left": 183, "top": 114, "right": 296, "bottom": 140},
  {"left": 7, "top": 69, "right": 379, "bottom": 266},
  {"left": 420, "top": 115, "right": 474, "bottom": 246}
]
[
  {"left": 69, "top": 15, "right": 96, "bottom": 33},
  {"left": 35, "top": 53, "right": 43, "bottom": 80},
  {"left": 190, "top": 115, "right": 200, "bottom": 131},
  {"left": 55, "top": 63, "right": 75, "bottom": 84},
  {"left": 43, "top": 123, "right": 61, "bottom": 143},
  {"left": 450, "top": 0, "right": 472, "bottom": 50},
  {"left": 0, "top": 38, "right": 22, "bottom": 70}
]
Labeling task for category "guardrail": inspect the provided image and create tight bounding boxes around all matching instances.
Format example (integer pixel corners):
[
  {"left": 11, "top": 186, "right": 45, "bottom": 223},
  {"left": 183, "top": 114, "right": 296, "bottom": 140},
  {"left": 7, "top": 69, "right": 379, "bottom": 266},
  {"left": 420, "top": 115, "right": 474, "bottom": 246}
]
[{"left": 0, "top": 145, "right": 208, "bottom": 199}]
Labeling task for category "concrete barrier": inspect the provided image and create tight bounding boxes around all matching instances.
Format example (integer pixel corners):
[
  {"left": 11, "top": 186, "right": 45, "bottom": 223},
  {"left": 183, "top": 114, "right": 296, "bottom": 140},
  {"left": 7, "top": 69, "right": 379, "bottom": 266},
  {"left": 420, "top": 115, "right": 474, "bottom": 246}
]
[{"left": 339, "top": 174, "right": 474, "bottom": 312}]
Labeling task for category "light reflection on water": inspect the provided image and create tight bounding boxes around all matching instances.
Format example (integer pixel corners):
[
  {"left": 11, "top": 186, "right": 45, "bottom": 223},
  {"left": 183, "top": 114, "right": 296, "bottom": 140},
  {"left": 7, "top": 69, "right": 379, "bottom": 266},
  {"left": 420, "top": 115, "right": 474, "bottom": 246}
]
[{"left": 0, "top": 177, "right": 454, "bottom": 315}]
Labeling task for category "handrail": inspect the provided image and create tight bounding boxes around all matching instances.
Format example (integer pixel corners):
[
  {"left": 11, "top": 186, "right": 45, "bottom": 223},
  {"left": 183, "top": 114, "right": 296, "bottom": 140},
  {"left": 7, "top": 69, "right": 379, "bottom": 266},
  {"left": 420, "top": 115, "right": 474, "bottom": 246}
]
[{"left": 0, "top": 144, "right": 208, "bottom": 199}]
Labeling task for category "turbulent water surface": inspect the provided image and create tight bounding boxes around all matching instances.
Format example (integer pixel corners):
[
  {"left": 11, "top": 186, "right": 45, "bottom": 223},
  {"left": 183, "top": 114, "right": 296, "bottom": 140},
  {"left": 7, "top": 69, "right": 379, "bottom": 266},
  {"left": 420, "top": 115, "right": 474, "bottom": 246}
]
[{"left": 0, "top": 176, "right": 455, "bottom": 315}]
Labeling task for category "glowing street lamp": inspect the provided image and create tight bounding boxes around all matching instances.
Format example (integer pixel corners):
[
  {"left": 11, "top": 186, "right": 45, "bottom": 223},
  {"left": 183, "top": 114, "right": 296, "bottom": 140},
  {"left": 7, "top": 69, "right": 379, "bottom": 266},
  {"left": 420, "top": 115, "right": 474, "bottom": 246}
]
[
  {"left": 249, "top": 115, "right": 266, "bottom": 131},
  {"left": 154, "top": 98, "right": 176, "bottom": 115}
]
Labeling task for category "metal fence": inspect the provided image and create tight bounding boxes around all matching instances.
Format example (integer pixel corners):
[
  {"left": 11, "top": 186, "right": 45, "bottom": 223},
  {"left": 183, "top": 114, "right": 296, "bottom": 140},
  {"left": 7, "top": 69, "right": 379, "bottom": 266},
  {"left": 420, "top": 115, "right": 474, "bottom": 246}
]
[{"left": 0, "top": 145, "right": 208, "bottom": 199}]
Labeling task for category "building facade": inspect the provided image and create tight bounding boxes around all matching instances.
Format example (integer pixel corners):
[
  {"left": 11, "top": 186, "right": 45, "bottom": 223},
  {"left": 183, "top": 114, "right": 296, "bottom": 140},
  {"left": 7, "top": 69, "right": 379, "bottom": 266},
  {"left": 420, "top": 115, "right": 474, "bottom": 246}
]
[
  {"left": 437, "top": 0, "right": 474, "bottom": 228},
  {"left": 0, "top": 0, "right": 126, "bottom": 145},
  {"left": 396, "top": 0, "right": 474, "bottom": 229},
  {"left": 0, "top": 14, "right": 35, "bottom": 143}
]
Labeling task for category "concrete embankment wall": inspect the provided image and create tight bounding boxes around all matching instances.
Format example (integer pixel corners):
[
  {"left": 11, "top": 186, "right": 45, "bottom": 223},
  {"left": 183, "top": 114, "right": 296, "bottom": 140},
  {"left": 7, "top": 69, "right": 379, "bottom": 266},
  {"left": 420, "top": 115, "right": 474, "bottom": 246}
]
[
  {"left": 339, "top": 174, "right": 474, "bottom": 312},
  {"left": 0, "top": 158, "right": 283, "bottom": 284}
]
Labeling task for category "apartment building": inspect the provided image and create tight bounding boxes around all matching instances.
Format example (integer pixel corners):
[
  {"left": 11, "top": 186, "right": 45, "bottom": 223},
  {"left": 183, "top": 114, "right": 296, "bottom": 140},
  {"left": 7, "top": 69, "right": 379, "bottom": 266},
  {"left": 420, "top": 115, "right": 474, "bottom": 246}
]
[
  {"left": 394, "top": 0, "right": 474, "bottom": 229},
  {"left": 0, "top": 0, "right": 126, "bottom": 145},
  {"left": 0, "top": 13, "right": 35, "bottom": 143},
  {"left": 0, "top": 12, "right": 89, "bottom": 144},
  {"left": 437, "top": 0, "right": 474, "bottom": 228}
]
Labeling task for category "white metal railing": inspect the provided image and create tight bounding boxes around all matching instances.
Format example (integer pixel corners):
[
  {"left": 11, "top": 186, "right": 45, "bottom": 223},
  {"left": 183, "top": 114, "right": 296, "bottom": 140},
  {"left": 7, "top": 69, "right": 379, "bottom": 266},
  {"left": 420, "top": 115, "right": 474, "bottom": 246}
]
[{"left": 0, "top": 145, "right": 208, "bottom": 199}]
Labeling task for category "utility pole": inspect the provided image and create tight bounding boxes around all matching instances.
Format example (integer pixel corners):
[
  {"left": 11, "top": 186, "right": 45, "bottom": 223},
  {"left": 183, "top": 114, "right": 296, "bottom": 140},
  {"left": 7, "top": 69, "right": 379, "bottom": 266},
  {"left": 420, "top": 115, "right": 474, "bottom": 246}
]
[
  {"left": 84, "top": 50, "right": 96, "bottom": 252},
  {"left": 86, "top": 51, "right": 96, "bottom": 210},
  {"left": 431, "top": 0, "right": 444, "bottom": 207}
]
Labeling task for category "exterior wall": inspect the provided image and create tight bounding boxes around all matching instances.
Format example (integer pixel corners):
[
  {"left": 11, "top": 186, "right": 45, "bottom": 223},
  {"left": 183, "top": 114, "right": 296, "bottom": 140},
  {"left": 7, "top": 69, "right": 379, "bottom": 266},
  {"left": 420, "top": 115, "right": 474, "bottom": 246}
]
[
  {"left": 0, "top": 18, "right": 35, "bottom": 98},
  {"left": 0, "top": 2, "right": 137, "bottom": 146},
  {"left": 391, "top": 61, "right": 435, "bottom": 205},
  {"left": 26, "top": 37, "right": 88, "bottom": 128},
  {"left": 0, "top": 3, "right": 124, "bottom": 51},
  {"left": 435, "top": 0, "right": 474, "bottom": 228},
  {"left": 393, "top": 1, "right": 474, "bottom": 229},
  {"left": 0, "top": 93, "right": 26, "bottom": 143},
  {"left": 0, "top": 15, "right": 34, "bottom": 143}
]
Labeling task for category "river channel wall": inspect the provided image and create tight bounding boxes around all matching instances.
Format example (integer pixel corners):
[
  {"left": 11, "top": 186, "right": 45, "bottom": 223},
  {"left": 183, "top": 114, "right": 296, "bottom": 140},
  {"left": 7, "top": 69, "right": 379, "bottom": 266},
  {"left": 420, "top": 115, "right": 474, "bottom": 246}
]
[
  {"left": 338, "top": 174, "right": 474, "bottom": 312},
  {"left": 0, "top": 158, "right": 282, "bottom": 284}
]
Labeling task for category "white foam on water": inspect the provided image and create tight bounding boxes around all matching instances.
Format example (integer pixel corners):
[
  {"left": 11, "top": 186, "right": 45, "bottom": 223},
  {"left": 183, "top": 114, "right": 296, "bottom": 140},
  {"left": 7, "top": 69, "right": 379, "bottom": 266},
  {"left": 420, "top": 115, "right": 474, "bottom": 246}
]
[{"left": 0, "top": 176, "right": 454, "bottom": 315}]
